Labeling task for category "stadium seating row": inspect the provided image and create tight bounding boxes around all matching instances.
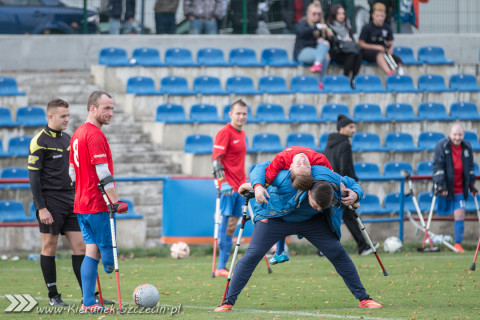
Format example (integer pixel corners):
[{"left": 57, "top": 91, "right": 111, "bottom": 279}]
[
  {"left": 154, "top": 101, "right": 480, "bottom": 123},
  {"left": 183, "top": 130, "right": 480, "bottom": 154},
  {"left": 0, "top": 106, "right": 47, "bottom": 127},
  {"left": 99, "top": 46, "right": 453, "bottom": 67},
  {"left": 0, "top": 77, "right": 25, "bottom": 96},
  {"left": 125, "top": 73, "right": 480, "bottom": 95}
]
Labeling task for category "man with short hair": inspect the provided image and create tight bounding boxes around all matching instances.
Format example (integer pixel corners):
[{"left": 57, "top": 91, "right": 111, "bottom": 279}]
[
  {"left": 28, "top": 98, "right": 85, "bottom": 306},
  {"left": 212, "top": 99, "right": 248, "bottom": 277},
  {"left": 433, "top": 123, "right": 477, "bottom": 253},
  {"left": 70, "top": 91, "right": 128, "bottom": 313},
  {"left": 324, "top": 114, "right": 377, "bottom": 255}
]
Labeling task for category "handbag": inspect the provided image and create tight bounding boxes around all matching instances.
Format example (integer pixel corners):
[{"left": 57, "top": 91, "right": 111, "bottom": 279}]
[{"left": 333, "top": 38, "right": 361, "bottom": 55}]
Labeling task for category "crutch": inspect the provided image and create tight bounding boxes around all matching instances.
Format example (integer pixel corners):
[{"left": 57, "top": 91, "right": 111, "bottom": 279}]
[
  {"left": 348, "top": 205, "right": 388, "bottom": 276},
  {"left": 97, "top": 183, "right": 123, "bottom": 314},
  {"left": 470, "top": 196, "right": 480, "bottom": 270},
  {"left": 221, "top": 191, "right": 255, "bottom": 302},
  {"left": 211, "top": 179, "right": 222, "bottom": 278},
  {"left": 96, "top": 275, "right": 104, "bottom": 305},
  {"left": 403, "top": 172, "right": 439, "bottom": 252},
  {"left": 384, "top": 53, "right": 398, "bottom": 71},
  {"left": 247, "top": 202, "right": 272, "bottom": 274}
]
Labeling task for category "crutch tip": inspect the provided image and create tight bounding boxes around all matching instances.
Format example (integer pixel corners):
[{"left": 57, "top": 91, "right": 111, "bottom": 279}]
[
  {"left": 212, "top": 272, "right": 216, "bottom": 278},
  {"left": 267, "top": 268, "right": 273, "bottom": 274},
  {"left": 470, "top": 263, "right": 476, "bottom": 271},
  {"left": 383, "top": 270, "right": 389, "bottom": 276}
]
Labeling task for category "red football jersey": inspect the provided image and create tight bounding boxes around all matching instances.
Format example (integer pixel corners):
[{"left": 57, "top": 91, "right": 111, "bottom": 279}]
[
  {"left": 70, "top": 122, "right": 114, "bottom": 214},
  {"left": 265, "top": 146, "right": 332, "bottom": 184},
  {"left": 212, "top": 124, "right": 246, "bottom": 191}
]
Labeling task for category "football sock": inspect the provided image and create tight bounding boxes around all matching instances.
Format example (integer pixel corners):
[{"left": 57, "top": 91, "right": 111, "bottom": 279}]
[
  {"left": 72, "top": 254, "right": 84, "bottom": 290},
  {"left": 81, "top": 256, "right": 99, "bottom": 306},
  {"left": 454, "top": 220, "right": 464, "bottom": 244},
  {"left": 276, "top": 238, "right": 285, "bottom": 255},
  {"left": 41, "top": 255, "right": 58, "bottom": 298}
]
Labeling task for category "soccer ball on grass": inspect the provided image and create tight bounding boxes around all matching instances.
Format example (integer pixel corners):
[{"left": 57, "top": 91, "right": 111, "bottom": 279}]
[
  {"left": 133, "top": 284, "right": 159, "bottom": 308},
  {"left": 170, "top": 241, "right": 190, "bottom": 259},
  {"left": 383, "top": 236, "right": 402, "bottom": 253}
]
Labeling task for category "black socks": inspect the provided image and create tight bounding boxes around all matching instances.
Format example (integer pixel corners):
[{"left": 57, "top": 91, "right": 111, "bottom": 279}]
[{"left": 40, "top": 255, "right": 58, "bottom": 298}]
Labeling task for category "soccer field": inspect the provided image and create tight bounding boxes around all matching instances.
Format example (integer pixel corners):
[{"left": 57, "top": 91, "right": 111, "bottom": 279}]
[{"left": 0, "top": 251, "right": 478, "bottom": 319}]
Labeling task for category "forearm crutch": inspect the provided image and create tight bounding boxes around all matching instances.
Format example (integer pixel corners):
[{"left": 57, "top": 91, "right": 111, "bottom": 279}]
[
  {"left": 348, "top": 205, "right": 388, "bottom": 276},
  {"left": 248, "top": 202, "right": 272, "bottom": 274},
  {"left": 96, "top": 275, "right": 104, "bottom": 305},
  {"left": 385, "top": 53, "right": 398, "bottom": 70},
  {"left": 470, "top": 197, "right": 480, "bottom": 270},
  {"left": 97, "top": 183, "right": 123, "bottom": 313},
  {"left": 211, "top": 179, "right": 222, "bottom": 277},
  {"left": 221, "top": 191, "right": 255, "bottom": 302}
]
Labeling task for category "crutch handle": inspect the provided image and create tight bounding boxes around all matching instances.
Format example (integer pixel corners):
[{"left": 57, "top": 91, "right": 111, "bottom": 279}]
[{"left": 241, "top": 191, "right": 255, "bottom": 201}]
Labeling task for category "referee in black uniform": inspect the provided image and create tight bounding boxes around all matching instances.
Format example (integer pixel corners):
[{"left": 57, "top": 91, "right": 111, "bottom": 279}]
[{"left": 28, "top": 98, "right": 86, "bottom": 306}]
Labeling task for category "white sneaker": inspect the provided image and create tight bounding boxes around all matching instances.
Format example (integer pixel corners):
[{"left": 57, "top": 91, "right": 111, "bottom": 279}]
[{"left": 361, "top": 243, "right": 380, "bottom": 256}]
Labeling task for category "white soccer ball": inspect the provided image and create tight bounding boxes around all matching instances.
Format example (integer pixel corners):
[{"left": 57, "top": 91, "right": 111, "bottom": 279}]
[
  {"left": 383, "top": 236, "right": 402, "bottom": 253},
  {"left": 170, "top": 241, "right": 190, "bottom": 259},
  {"left": 133, "top": 284, "right": 159, "bottom": 308}
]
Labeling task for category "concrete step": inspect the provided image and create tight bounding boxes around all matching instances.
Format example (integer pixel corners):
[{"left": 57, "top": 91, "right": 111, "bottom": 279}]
[
  {"left": 113, "top": 151, "right": 177, "bottom": 164},
  {"left": 103, "top": 122, "right": 143, "bottom": 134},
  {"left": 106, "top": 132, "right": 151, "bottom": 144},
  {"left": 110, "top": 143, "right": 157, "bottom": 153},
  {"left": 114, "top": 163, "right": 182, "bottom": 176}
]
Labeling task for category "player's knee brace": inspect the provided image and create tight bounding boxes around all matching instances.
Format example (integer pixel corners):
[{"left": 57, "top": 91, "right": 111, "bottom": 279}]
[{"left": 99, "top": 246, "right": 115, "bottom": 273}]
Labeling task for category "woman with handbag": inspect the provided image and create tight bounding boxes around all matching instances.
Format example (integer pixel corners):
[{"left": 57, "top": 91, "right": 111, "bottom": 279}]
[
  {"left": 293, "top": 0, "right": 333, "bottom": 90},
  {"left": 326, "top": 4, "right": 362, "bottom": 88}
]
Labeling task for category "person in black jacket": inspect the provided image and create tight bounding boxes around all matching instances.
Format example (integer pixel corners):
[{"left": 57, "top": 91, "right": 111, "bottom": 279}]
[
  {"left": 324, "top": 114, "right": 378, "bottom": 255},
  {"left": 108, "top": 0, "right": 136, "bottom": 34},
  {"left": 433, "top": 124, "right": 477, "bottom": 253}
]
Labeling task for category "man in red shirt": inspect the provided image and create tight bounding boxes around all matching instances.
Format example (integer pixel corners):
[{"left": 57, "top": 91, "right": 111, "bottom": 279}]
[
  {"left": 212, "top": 99, "right": 248, "bottom": 277},
  {"left": 433, "top": 124, "right": 477, "bottom": 253},
  {"left": 69, "top": 91, "right": 128, "bottom": 313}
]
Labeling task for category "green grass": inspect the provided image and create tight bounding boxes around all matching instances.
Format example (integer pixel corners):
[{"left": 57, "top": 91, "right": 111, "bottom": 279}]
[{"left": 1, "top": 246, "right": 480, "bottom": 319}]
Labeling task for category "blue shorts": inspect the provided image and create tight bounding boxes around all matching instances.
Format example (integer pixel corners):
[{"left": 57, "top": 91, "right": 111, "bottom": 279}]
[
  {"left": 220, "top": 191, "right": 243, "bottom": 218},
  {"left": 437, "top": 194, "right": 466, "bottom": 216},
  {"left": 77, "top": 212, "right": 116, "bottom": 247}
]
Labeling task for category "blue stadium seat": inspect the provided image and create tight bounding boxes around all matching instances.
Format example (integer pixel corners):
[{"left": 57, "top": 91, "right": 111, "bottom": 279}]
[
  {"left": 197, "top": 48, "right": 229, "bottom": 66},
  {"left": 159, "top": 76, "right": 193, "bottom": 95},
  {"left": 258, "top": 76, "right": 291, "bottom": 94},
  {"left": 0, "top": 200, "right": 35, "bottom": 222},
  {"left": 465, "top": 194, "right": 480, "bottom": 213},
  {"left": 286, "top": 132, "right": 318, "bottom": 150},
  {"left": 384, "top": 193, "right": 401, "bottom": 213},
  {"left": 384, "top": 161, "right": 414, "bottom": 179},
  {"left": 290, "top": 76, "right": 321, "bottom": 93},
  {"left": 418, "top": 46, "right": 454, "bottom": 65},
  {"left": 450, "top": 102, "right": 480, "bottom": 120},
  {"left": 320, "top": 103, "right": 350, "bottom": 122},
  {"left": 323, "top": 75, "right": 356, "bottom": 93},
  {"left": 193, "top": 76, "right": 226, "bottom": 95},
  {"left": 223, "top": 104, "right": 257, "bottom": 123},
  {"left": 417, "top": 74, "right": 451, "bottom": 92},
  {"left": 354, "top": 162, "right": 381, "bottom": 180},
  {"left": 449, "top": 74, "right": 480, "bottom": 92},
  {"left": 385, "top": 132, "right": 422, "bottom": 152},
  {"left": 0, "top": 77, "right": 26, "bottom": 96},
  {"left": 0, "top": 167, "right": 30, "bottom": 189},
  {"left": 352, "top": 132, "right": 386, "bottom": 152},
  {"left": 464, "top": 131, "right": 480, "bottom": 151},
  {"left": 229, "top": 48, "right": 262, "bottom": 66},
  {"left": 16, "top": 106, "right": 47, "bottom": 127},
  {"left": 289, "top": 104, "right": 322, "bottom": 123},
  {"left": 418, "top": 102, "right": 450, "bottom": 121},
  {"left": 8, "top": 136, "right": 32, "bottom": 157},
  {"left": 155, "top": 104, "right": 191, "bottom": 123},
  {"left": 318, "top": 133, "right": 329, "bottom": 152},
  {"left": 131, "top": 47, "right": 162, "bottom": 66},
  {"left": 261, "top": 48, "right": 297, "bottom": 66},
  {"left": 251, "top": 133, "right": 284, "bottom": 153},
  {"left": 116, "top": 199, "right": 144, "bottom": 219},
  {"left": 190, "top": 104, "right": 223, "bottom": 123},
  {"left": 126, "top": 76, "right": 159, "bottom": 95},
  {"left": 393, "top": 46, "right": 422, "bottom": 65},
  {"left": 0, "top": 107, "right": 19, "bottom": 127},
  {"left": 184, "top": 134, "right": 213, "bottom": 154},
  {"left": 353, "top": 103, "right": 386, "bottom": 122},
  {"left": 353, "top": 75, "right": 386, "bottom": 93},
  {"left": 417, "top": 131, "right": 445, "bottom": 151},
  {"left": 226, "top": 76, "right": 257, "bottom": 95},
  {"left": 357, "top": 194, "right": 390, "bottom": 214},
  {"left": 385, "top": 103, "right": 418, "bottom": 121},
  {"left": 386, "top": 75, "right": 418, "bottom": 92},
  {"left": 416, "top": 161, "right": 433, "bottom": 176},
  {"left": 164, "top": 47, "right": 196, "bottom": 66},
  {"left": 256, "top": 104, "right": 289, "bottom": 123},
  {"left": 418, "top": 192, "right": 437, "bottom": 213},
  {"left": 0, "top": 140, "right": 11, "bottom": 157},
  {"left": 98, "top": 47, "right": 132, "bottom": 66},
  {"left": 475, "top": 162, "right": 480, "bottom": 176}
]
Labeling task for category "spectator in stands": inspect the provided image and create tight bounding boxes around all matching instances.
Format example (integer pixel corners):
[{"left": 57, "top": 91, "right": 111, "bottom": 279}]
[
  {"left": 108, "top": 0, "right": 136, "bottom": 34},
  {"left": 230, "top": 0, "right": 259, "bottom": 34},
  {"left": 358, "top": 2, "right": 404, "bottom": 76},
  {"left": 212, "top": 99, "right": 249, "bottom": 277},
  {"left": 324, "top": 115, "right": 379, "bottom": 255},
  {"left": 184, "top": 0, "right": 223, "bottom": 34},
  {"left": 70, "top": 91, "right": 128, "bottom": 313},
  {"left": 368, "top": 0, "right": 396, "bottom": 26},
  {"left": 433, "top": 124, "right": 477, "bottom": 253},
  {"left": 294, "top": 0, "right": 333, "bottom": 90},
  {"left": 281, "top": 0, "right": 313, "bottom": 34},
  {"left": 154, "top": 0, "right": 179, "bottom": 34},
  {"left": 331, "top": 0, "right": 356, "bottom": 32},
  {"left": 326, "top": 4, "right": 362, "bottom": 88},
  {"left": 28, "top": 99, "right": 86, "bottom": 306}
]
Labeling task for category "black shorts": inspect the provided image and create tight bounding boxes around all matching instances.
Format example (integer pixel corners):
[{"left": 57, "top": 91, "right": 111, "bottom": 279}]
[
  {"left": 361, "top": 49, "right": 403, "bottom": 65},
  {"left": 36, "top": 191, "right": 80, "bottom": 235}
]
